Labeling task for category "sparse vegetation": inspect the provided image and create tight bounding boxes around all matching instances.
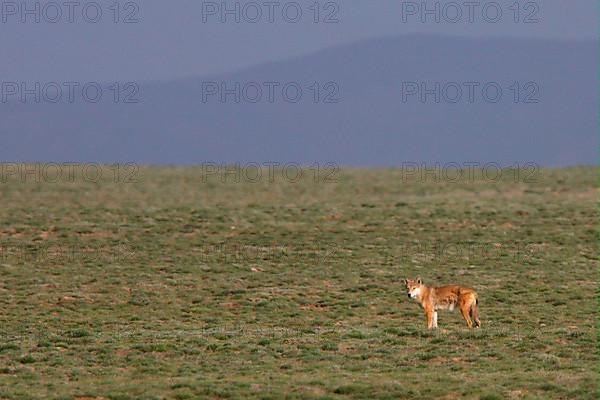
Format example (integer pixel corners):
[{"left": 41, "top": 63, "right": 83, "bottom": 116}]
[{"left": 0, "top": 166, "right": 596, "bottom": 399}]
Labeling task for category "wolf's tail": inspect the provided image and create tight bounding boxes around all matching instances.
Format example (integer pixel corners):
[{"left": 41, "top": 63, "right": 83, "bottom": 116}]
[{"left": 470, "top": 297, "right": 481, "bottom": 328}]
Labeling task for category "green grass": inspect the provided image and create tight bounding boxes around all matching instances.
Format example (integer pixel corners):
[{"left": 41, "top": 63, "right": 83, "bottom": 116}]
[{"left": 0, "top": 165, "right": 597, "bottom": 399}]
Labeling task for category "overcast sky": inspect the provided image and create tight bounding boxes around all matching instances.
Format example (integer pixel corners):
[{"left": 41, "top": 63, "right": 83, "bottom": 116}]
[{"left": 0, "top": 0, "right": 597, "bottom": 82}]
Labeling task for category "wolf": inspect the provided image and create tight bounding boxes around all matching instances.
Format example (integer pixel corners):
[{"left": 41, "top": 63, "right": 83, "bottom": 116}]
[{"left": 404, "top": 278, "right": 481, "bottom": 329}]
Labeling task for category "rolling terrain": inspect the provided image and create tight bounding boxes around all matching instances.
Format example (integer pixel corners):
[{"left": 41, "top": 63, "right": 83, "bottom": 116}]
[{"left": 1, "top": 35, "right": 597, "bottom": 166}]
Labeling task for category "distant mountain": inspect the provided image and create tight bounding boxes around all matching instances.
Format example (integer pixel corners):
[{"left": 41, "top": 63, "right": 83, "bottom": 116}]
[{"left": 1, "top": 35, "right": 596, "bottom": 166}]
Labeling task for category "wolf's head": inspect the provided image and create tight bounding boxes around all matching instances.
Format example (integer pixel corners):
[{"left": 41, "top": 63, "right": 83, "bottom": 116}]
[{"left": 403, "top": 278, "right": 424, "bottom": 300}]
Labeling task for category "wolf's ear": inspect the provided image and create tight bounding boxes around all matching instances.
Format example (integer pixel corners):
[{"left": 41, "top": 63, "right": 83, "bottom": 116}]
[
  {"left": 416, "top": 277, "right": 423, "bottom": 284},
  {"left": 402, "top": 279, "right": 408, "bottom": 285}
]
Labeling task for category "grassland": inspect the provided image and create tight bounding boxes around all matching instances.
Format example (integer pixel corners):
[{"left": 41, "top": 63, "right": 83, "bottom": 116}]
[{"left": 0, "top": 165, "right": 597, "bottom": 399}]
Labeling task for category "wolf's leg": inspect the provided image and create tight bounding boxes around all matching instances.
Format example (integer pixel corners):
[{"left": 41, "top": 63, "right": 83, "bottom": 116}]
[
  {"left": 470, "top": 300, "right": 481, "bottom": 328},
  {"left": 460, "top": 304, "right": 473, "bottom": 329},
  {"left": 425, "top": 307, "right": 434, "bottom": 329}
]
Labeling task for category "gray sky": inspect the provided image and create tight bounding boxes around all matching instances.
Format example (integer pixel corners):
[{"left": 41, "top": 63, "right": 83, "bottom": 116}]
[{"left": 0, "top": 0, "right": 597, "bottom": 82}]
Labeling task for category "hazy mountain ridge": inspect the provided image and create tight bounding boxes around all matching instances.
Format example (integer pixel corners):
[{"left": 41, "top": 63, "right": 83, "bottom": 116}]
[{"left": 1, "top": 35, "right": 597, "bottom": 166}]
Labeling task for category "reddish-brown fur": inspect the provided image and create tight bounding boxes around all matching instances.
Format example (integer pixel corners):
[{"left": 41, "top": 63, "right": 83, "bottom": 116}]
[{"left": 404, "top": 278, "right": 481, "bottom": 329}]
